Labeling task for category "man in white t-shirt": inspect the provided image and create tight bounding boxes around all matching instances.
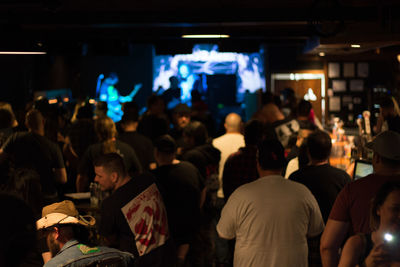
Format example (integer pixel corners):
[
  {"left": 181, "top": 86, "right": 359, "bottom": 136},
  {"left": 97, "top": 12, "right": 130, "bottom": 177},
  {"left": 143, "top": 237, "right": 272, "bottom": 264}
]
[
  {"left": 212, "top": 112, "right": 245, "bottom": 199},
  {"left": 212, "top": 112, "right": 245, "bottom": 265},
  {"left": 217, "top": 139, "right": 324, "bottom": 267}
]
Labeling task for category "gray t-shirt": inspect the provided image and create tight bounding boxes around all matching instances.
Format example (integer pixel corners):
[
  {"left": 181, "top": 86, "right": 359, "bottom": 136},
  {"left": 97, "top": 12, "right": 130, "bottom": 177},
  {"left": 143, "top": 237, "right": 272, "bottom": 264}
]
[{"left": 217, "top": 175, "right": 324, "bottom": 267}]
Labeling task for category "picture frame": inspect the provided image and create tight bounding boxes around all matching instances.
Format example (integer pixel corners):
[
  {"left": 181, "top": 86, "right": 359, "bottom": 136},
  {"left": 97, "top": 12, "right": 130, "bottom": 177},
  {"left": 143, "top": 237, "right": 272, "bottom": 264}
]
[
  {"left": 357, "top": 62, "right": 369, "bottom": 77},
  {"left": 350, "top": 79, "right": 364, "bottom": 92},
  {"left": 343, "top": 63, "right": 355, "bottom": 77},
  {"left": 332, "top": 80, "right": 346, "bottom": 92},
  {"left": 328, "top": 62, "right": 340, "bottom": 78}
]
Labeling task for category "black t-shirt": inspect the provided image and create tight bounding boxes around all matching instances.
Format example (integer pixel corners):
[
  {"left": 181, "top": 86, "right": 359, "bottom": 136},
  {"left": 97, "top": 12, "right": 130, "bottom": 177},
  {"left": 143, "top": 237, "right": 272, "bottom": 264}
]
[
  {"left": 264, "top": 118, "right": 300, "bottom": 148},
  {"left": 181, "top": 144, "right": 220, "bottom": 180},
  {"left": 297, "top": 119, "right": 317, "bottom": 130},
  {"left": 168, "top": 127, "right": 185, "bottom": 149},
  {"left": 137, "top": 114, "right": 169, "bottom": 142},
  {"left": 66, "top": 119, "right": 96, "bottom": 157},
  {"left": 118, "top": 131, "right": 155, "bottom": 171},
  {"left": 78, "top": 140, "right": 142, "bottom": 187},
  {"left": 289, "top": 164, "right": 351, "bottom": 222},
  {"left": 0, "top": 127, "right": 15, "bottom": 148},
  {"left": 2, "top": 132, "right": 65, "bottom": 196},
  {"left": 99, "top": 172, "right": 174, "bottom": 266},
  {"left": 152, "top": 161, "right": 203, "bottom": 245},
  {"left": 387, "top": 115, "right": 400, "bottom": 134}
]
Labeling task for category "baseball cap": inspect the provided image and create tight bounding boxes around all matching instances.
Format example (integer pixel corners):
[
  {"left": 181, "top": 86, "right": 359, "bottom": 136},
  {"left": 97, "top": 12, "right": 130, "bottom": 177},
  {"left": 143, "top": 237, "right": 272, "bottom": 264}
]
[
  {"left": 36, "top": 200, "right": 95, "bottom": 230},
  {"left": 366, "top": 130, "right": 400, "bottom": 161}
]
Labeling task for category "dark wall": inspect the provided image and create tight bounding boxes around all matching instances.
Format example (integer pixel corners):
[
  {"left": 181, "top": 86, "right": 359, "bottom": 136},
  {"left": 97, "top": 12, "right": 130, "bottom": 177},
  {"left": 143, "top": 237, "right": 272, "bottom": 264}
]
[
  {"left": 0, "top": 55, "right": 36, "bottom": 109},
  {"left": 268, "top": 46, "right": 324, "bottom": 73},
  {"left": 0, "top": 44, "right": 154, "bottom": 111},
  {"left": 77, "top": 44, "right": 154, "bottom": 109}
]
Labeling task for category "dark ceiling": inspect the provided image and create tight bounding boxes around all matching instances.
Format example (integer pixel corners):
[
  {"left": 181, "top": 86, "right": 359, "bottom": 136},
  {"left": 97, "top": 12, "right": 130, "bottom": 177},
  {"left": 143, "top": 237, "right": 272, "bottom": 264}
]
[{"left": 1, "top": 0, "right": 400, "bottom": 56}]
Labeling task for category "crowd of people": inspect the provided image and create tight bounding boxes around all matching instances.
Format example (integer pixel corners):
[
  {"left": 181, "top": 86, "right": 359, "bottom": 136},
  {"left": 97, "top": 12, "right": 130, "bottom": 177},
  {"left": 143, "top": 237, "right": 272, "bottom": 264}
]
[{"left": 0, "top": 90, "right": 400, "bottom": 267}]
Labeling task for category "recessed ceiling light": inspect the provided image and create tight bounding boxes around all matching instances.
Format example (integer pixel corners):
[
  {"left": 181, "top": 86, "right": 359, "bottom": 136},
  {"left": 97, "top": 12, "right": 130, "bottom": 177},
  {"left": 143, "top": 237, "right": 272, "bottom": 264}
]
[
  {"left": 182, "top": 34, "right": 230, "bottom": 39},
  {"left": 0, "top": 51, "right": 47, "bottom": 55},
  {"left": 319, "top": 52, "right": 325, "bottom": 56},
  {"left": 351, "top": 44, "right": 361, "bottom": 48}
]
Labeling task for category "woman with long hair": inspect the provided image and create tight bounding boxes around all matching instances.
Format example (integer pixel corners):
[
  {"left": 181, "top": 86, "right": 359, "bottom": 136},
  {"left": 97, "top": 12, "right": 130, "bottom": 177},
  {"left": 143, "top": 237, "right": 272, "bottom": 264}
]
[
  {"left": 95, "top": 116, "right": 118, "bottom": 154},
  {"left": 76, "top": 116, "right": 142, "bottom": 192},
  {"left": 338, "top": 181, "right": 400, "bottom": 267}
]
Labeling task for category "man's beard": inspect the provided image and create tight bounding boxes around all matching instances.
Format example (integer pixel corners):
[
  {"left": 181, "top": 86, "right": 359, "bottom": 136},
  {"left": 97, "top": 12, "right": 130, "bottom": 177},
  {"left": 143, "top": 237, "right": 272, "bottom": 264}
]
[{"left": 47, "top": 234, "right": 61, "bottom": 257}]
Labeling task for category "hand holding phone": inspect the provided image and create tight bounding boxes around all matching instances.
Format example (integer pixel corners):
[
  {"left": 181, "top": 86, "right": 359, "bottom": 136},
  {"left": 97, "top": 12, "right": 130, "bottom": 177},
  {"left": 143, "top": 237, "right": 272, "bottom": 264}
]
[
  {"left": 382, "top": 232, "right": 400, "bottom": 262},
  {"left": 364, "top": 242, "right": 391, "bottom": 267},
  {"left": 384, "top": 233, "right": 394, "bottom": 243}
]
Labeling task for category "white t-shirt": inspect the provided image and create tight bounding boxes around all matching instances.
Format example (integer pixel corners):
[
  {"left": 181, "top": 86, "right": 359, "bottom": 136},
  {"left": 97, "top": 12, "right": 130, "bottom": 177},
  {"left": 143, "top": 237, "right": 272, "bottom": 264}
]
[
  {"left": 217, "top": 175, "right": 324, "bottom": 267},
  {"left": 284, "top": 157, "right": 299, "bottom": 179},
  {"left": 212, "top": 133, "right": 245, "bottom": 198}
]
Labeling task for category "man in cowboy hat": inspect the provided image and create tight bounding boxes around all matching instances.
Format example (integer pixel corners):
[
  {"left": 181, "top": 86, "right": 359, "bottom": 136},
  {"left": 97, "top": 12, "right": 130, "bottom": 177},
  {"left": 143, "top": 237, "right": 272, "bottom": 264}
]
[{"left": 37, "top": 200, "right": 134, "bottom": 267}]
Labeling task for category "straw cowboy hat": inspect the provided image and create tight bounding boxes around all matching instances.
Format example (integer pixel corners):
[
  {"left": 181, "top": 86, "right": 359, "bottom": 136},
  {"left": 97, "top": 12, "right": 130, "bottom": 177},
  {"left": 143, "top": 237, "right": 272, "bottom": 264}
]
[{"left": 36, "top": 200, "right": 95, "bottom": 230}]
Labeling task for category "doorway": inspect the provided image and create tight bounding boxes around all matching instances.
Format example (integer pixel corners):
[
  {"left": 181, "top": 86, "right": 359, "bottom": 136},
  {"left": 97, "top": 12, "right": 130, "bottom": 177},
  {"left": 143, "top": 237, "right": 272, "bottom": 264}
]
[{"left": 271, "top": 72, "right": 326, "bottom": 124}]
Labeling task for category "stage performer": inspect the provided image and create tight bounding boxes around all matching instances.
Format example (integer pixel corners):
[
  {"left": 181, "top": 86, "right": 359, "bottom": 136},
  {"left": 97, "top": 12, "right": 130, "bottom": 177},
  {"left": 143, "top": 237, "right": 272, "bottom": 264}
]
[{"left": 96, "top": 72, "right": 141, "bottom": 122}]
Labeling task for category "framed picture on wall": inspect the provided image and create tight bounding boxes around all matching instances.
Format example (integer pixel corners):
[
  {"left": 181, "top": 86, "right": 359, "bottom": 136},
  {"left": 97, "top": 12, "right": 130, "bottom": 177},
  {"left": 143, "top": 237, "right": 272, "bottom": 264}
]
[
  {"left": 353, "top": 97, "right": 362, "bottom": 104},
  {"left": 350, "top": 79, "right": 364, "bottom": 92},
  {"left": 357, "top": 62, "right": 369, "bottom": 77},
  {"left": 343, "top": 63, "right": 355, "bottom": 77},
  {"left": 332, "top": 80, "right": 346, "bottom": 92},
  {"left": 328, "top": 63, "right": 340, "bottom": 78},
  {"left": 329, "top": 96, "right": 341, "bottom": 112},
  {"left": 342, "top": 95, "right": 353, "bottom": 104}
]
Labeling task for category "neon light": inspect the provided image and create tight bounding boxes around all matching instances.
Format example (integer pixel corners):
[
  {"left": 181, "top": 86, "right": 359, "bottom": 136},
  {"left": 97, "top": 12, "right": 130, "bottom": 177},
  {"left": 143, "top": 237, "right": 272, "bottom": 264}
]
[
  {"left": 182, "top": 34, "right": 230, "bottom": 39},
  {"left": 48, "top": 99, "right": 58, "bottom": 104},
  {"left": 0, "top": 52, "right": 46, "bottom": 55}
]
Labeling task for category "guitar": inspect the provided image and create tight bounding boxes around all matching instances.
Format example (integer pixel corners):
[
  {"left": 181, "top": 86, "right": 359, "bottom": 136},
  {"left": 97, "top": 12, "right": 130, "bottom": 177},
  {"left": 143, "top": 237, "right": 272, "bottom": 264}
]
[{"left": 107, "top": 83, "right": 142, "bottom": 122}]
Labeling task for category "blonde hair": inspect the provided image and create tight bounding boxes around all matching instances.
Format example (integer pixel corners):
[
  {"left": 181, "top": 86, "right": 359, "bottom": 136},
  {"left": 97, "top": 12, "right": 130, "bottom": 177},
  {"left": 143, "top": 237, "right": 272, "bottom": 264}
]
[
  {"left": 392, "top": 97, "right": 400, "bottom": 116},
  {"left": 0, "top": 102, "right": 17, "bottom": 127},
  {"left": 94, "top": 116, "right": 117, "bottom": 154}
]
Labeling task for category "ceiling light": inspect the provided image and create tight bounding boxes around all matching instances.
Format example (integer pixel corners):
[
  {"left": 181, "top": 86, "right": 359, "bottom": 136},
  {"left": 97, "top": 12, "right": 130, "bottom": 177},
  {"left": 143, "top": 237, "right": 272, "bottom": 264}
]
[
  {"left": 0, "top": 51, "right": 47, "bottom": 55},
  {"left": 351, "top": 44, "right": 361, "bottom": 48},
  {"left": 319, "top": 52, "right": 325, "bottom": 57},
  {"left": 181, "top": 34, "right": 230, "bottom": 39}
]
